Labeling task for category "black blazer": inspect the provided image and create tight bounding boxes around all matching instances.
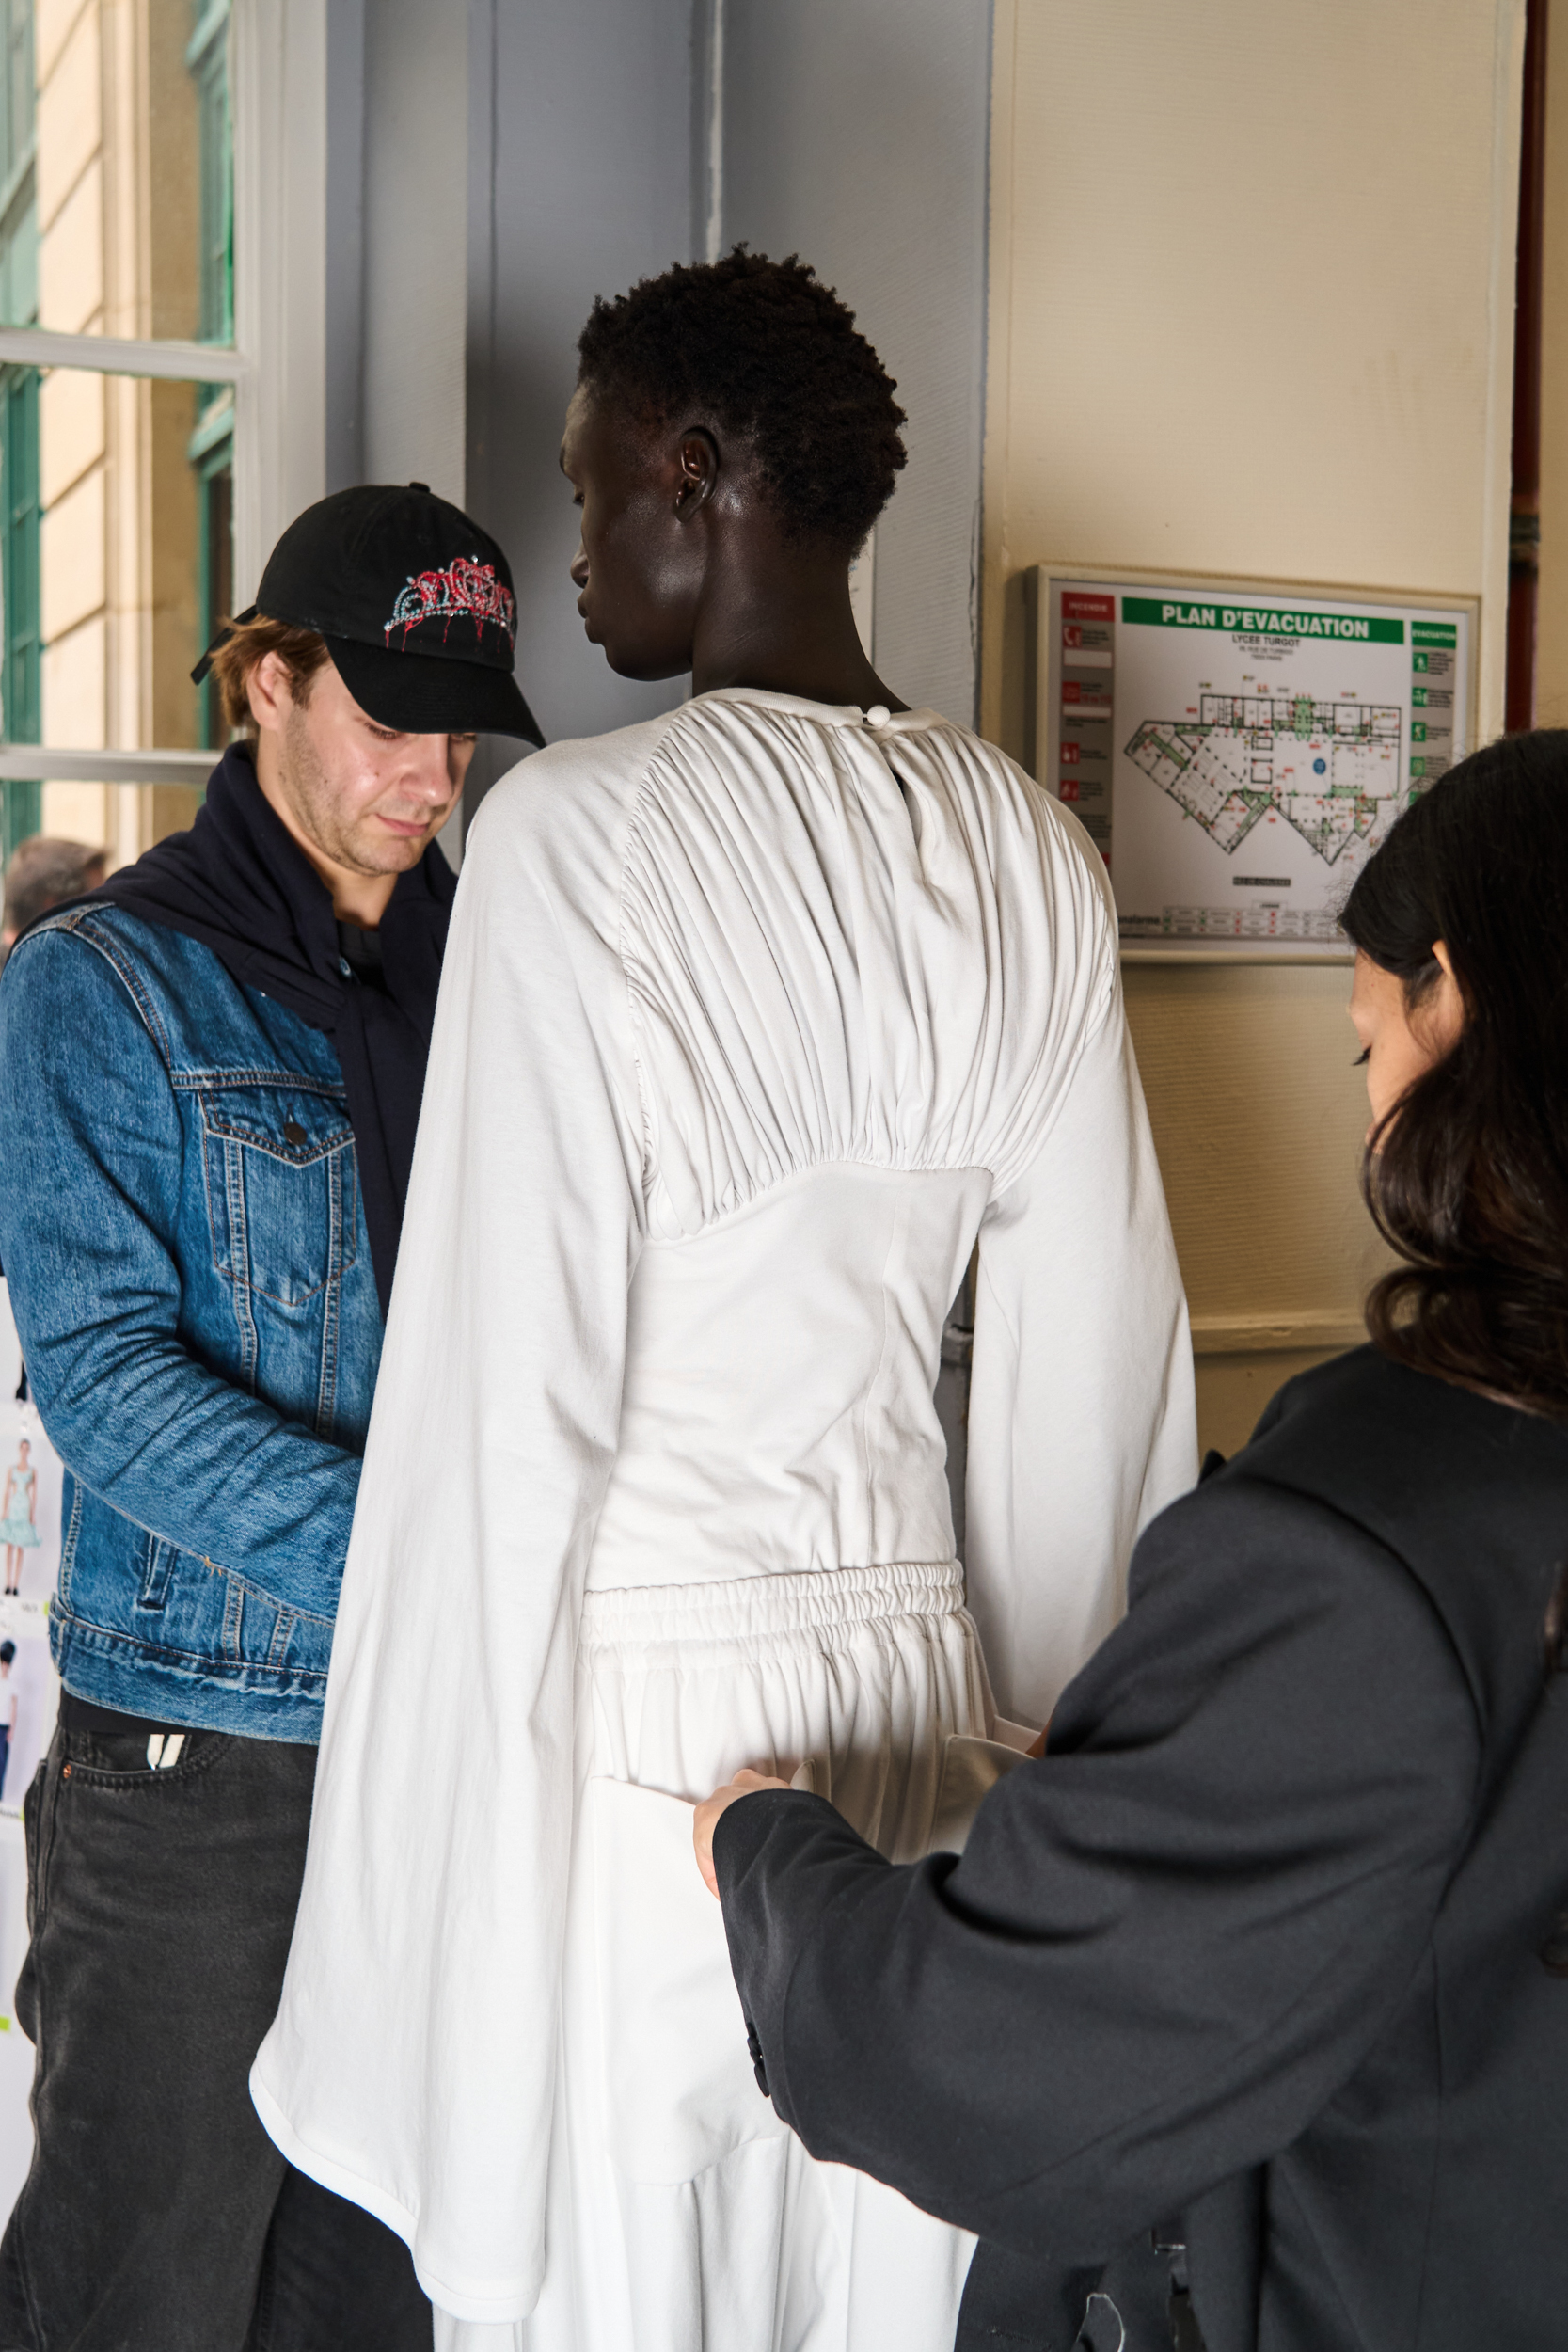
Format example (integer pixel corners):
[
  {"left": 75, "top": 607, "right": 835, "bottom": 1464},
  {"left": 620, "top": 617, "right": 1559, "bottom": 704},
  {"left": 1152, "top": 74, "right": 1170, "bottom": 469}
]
[{"left": 714, "top": 1348, "right": 1568, "bottom": 2351}]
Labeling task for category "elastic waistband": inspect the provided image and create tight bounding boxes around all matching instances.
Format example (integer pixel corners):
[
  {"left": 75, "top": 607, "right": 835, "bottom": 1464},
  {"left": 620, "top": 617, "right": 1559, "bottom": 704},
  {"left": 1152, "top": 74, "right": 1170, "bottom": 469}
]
[{"left": 580, "top": 1559, "right": 964, "bottom": 1653}]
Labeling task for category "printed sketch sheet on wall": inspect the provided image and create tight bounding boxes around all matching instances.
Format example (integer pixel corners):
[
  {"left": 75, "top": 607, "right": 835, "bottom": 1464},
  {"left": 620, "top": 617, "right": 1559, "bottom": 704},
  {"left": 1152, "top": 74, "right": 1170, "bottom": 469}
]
[
  {"left": 0, "top": 1282, "right": 60, "bottom": 2217},
  {"left": 1037, "top": 574, "right": 1474, "bottom": 949}
]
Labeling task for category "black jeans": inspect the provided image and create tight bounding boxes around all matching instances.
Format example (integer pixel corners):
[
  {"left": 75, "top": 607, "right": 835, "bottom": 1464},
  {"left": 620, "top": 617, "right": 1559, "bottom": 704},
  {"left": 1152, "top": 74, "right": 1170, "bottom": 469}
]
[{"left": 0, "top": 1720, "right": 431, "bottom": 2351}]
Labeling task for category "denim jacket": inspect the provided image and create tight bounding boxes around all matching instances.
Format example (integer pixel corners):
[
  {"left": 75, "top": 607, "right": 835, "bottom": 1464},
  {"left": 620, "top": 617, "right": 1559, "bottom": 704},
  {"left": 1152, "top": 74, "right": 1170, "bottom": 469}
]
[{"left": 0, "top": 905, "right": 383, "bottom": 1739}]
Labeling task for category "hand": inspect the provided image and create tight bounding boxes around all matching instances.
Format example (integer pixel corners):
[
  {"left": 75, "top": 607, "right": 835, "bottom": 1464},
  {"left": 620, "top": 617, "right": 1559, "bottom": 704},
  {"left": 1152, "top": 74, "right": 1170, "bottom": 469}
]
[{"left": 694, "top": 1767, "right": 792, "bottom": 1898}]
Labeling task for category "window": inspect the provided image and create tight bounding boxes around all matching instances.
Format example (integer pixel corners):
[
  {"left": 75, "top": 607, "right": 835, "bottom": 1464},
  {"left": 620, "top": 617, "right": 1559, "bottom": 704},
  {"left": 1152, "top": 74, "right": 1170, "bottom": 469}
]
[
  {"left": 189, "top": 0, "right": 232, "bottom": 750},
  {"left": 0, "top": 0, "right": 242, "bottom": 875},
  {"left": 0, "top": 0, "right": 37, "bottom": 860},
  {"left": 0, "top": 364, "right": 38, "bottom": 860}
]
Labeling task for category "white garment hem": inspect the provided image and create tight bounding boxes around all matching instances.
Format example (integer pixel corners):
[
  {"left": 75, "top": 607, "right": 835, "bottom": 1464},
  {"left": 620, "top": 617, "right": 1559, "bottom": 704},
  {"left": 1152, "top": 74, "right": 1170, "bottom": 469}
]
[{"left": 248, "top": 2063, "right": 539, "bottom": 2325}]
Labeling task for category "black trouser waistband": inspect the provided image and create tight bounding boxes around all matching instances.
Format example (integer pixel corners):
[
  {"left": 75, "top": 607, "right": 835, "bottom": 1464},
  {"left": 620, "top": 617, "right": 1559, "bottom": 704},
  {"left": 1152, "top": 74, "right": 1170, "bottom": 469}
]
[{"left": 58, "top": 1691, "right": 188, "bottom": 1744}]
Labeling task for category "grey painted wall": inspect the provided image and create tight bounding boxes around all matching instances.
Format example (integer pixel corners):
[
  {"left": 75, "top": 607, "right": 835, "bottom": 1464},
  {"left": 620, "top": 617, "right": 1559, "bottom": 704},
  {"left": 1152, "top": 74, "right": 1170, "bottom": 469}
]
[
  {"left": 720, "top": 0, "right": 993, "bottom": 727},
  {"left": 331, "top": 0, "right": 992, "bottom": 802},
  {"left": 361, "top": 1, "right": 470, "bottom": 501},
  {"left": 323, "top": 0, "right": 365, "bottom": 496},
  {"left": 467, "top": 0, "right": 696, "bottom": 757},
  {"left": 323, "top": 0, "right": 469, "bottom": 501}
]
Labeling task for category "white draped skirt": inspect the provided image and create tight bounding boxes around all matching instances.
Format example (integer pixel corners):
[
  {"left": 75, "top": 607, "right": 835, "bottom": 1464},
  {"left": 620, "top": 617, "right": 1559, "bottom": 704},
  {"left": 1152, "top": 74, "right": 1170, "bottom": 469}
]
[{"left": 437, "top": 1559, "right": 995, "bottom": 2352}]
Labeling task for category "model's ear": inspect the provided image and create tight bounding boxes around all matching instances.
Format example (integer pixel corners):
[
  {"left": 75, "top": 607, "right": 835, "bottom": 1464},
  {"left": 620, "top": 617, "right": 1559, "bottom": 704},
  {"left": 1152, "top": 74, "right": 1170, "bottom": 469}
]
[{"left": 673, "top": 427, "right": 720, "bottom": 518}]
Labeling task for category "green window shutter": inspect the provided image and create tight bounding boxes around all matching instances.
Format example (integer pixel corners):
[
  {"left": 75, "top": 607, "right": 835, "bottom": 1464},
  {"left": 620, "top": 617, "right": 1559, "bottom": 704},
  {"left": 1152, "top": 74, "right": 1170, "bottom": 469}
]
[{"left": 0, "top": 361, "right": 40, "bottom": 860}]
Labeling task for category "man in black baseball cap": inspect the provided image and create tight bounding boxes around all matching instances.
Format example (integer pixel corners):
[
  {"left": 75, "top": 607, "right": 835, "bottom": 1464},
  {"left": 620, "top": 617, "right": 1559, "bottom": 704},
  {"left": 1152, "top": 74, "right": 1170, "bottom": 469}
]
[
  {"left": 199, "top": 478, "right": 543, "bottom": 742},
  {"left": 0, "top": 485, "right": 537, "bottom": 2349}
]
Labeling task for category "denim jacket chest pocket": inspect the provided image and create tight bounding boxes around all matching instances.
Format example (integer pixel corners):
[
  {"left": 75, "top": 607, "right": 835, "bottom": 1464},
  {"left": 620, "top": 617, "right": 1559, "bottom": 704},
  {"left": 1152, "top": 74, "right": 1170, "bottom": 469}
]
[{"left": 198, "top": 1081, "right": 357, "bottom": 1314}]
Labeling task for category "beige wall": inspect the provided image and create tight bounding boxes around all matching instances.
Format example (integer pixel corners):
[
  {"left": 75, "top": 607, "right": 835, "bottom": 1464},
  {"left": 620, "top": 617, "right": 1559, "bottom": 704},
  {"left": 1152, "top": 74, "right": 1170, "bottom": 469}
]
[{"left": 983, "top": 0, "right": 1526, "bottom": 1454}]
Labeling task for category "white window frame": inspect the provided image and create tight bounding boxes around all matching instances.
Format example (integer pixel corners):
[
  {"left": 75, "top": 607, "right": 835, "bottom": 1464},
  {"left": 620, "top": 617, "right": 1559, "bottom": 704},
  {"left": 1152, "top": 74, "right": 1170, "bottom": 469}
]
[{"left": 0, "top": 0, "right": 330, "bottom": 792}]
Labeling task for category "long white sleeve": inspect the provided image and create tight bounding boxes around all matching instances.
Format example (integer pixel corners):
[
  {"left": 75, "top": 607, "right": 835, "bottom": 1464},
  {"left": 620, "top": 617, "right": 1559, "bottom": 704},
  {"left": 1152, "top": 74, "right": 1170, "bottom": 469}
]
[
  {"left": 251, "top": 755, "right": 649, "bottom": 2324},
  {"left": 964, "top": 971, "right": 1197, "bottom": 1723}
]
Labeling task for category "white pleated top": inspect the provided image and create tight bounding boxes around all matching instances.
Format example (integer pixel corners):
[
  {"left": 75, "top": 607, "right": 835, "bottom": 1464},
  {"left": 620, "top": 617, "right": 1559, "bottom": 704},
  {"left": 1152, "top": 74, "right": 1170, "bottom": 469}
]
[{"left": 252, "top": 690, "right": 1196, "bottom": 2322}]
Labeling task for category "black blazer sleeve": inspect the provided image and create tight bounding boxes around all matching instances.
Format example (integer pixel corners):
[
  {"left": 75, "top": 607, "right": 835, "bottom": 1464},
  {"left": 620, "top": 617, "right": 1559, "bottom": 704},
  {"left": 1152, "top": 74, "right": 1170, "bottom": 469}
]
[{"left": 713, "top": 1475, "right": 1481, "bottom": 2259}]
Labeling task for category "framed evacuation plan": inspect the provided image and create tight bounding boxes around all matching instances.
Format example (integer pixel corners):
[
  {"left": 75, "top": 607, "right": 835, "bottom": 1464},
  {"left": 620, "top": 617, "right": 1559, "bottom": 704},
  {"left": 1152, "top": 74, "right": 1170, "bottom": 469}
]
[{"left": 1031, "top": 568, "right": 1478, "bottom": 956}]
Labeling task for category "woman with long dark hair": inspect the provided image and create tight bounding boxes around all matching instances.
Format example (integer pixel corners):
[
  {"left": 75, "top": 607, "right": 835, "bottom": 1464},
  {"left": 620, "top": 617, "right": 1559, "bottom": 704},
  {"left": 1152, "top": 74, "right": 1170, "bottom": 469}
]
[{"left": 698, "top": 731, "right": 1568, "bottom": 2350}]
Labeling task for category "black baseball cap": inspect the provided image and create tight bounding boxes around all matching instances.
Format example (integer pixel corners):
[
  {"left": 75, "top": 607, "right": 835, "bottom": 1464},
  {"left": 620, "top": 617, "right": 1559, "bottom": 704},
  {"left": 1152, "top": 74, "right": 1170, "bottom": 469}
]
[{"left": 194, "top": 483, "right": 544, "bottom": 743}]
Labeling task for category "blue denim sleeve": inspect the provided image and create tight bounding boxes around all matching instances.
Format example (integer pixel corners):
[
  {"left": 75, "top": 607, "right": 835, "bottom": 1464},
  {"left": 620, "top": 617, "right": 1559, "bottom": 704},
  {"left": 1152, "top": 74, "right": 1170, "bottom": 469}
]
[{"left": 0, "top": 928, "right": 359, "bottom": 1617}]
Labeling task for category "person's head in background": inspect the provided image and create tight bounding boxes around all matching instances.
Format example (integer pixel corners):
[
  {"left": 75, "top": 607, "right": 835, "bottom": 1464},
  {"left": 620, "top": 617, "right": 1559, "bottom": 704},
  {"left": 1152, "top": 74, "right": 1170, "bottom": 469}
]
[
  {"left": 0, "top": 838, "right": 108, "bottom": 965},
  {"left": 562, "top": 248, "right": 907, "bottom": 707},
  {"left": 0, "top": 1641, "right": 14, "bottom": 1675},
  {"left": 1342, "top": 730, "right": 1568, "bottom": 1425}
]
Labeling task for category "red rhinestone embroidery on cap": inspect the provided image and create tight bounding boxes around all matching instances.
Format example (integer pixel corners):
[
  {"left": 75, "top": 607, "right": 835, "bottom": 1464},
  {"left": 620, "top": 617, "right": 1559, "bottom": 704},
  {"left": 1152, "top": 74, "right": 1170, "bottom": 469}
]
[{"left": 385, "top": 557, "right": 516, "bottom": 650}]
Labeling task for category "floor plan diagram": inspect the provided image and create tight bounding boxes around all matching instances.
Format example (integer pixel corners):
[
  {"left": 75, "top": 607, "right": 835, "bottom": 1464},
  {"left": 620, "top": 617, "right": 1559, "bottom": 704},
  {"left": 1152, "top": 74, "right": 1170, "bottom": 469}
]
[
  {"left": 1041, "top": 572, "right": 1472, "bottom": 948},
  {"left": 1123, "top": 693, "right": 1402, "bottom": 866}
]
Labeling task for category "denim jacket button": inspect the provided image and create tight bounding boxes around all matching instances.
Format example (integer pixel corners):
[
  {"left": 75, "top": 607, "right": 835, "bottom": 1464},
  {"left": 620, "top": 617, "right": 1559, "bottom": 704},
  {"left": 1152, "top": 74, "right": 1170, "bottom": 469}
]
[{"left": 282, "top": 1120, "right": 307, "bottom": 1147}]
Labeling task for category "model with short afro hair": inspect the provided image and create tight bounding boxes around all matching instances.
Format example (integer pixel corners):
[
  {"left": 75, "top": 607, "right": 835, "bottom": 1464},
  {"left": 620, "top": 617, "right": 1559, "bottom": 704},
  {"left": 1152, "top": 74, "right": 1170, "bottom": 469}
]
[{"left": 576, "top": 248, "right": 907, "bottom": 554}]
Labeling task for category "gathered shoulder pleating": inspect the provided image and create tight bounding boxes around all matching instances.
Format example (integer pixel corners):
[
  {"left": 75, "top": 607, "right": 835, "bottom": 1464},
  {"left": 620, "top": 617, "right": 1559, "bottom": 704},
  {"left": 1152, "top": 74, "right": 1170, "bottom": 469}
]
[{"left": 620, "top": 692, "right": 1117, "bottom": 1236}]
